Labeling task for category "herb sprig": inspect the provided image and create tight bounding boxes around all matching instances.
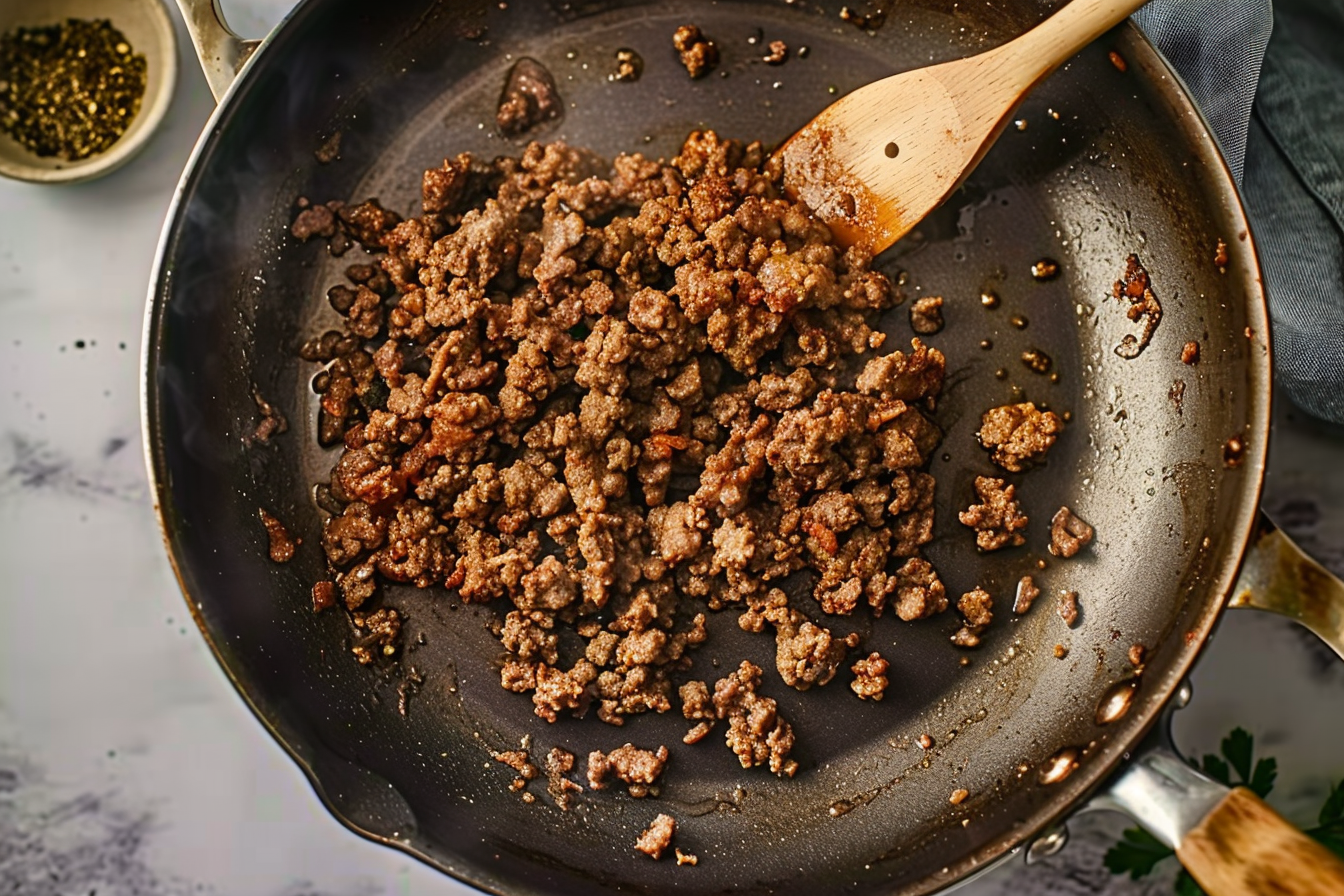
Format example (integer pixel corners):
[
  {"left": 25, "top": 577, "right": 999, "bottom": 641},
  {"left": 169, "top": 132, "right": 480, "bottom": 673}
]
[{"left": 1104, "top": 727, "right": 1343, "bottom": 895}]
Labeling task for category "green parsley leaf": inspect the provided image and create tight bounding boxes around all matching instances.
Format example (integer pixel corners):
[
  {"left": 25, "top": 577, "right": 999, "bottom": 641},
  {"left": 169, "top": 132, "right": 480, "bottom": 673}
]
[
  {"left": 1201, "top": 753, "right": 1231, "bottom": 786},
  {"left": 1174, "top": 869, "right": 1206, "bottom": 896},
  {"left": 1321, "top": 780, "right": 1344, "bottom": 826},
  {"left": 1222, "top": 727, "right": 1255, "bottom": 784},
  {"left": 1248, "top": 756, "right": 1278, "bottom": 798},
  {"left": 1104, "top": 827, "right": 1174, "bottom": 879},
  {"left": 1309, "top": 820, "right": 1344, "bottom": 861}
]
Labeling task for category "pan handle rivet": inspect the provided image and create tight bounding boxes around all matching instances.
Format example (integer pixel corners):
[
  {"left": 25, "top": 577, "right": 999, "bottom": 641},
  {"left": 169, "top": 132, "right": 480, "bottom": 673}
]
[
  {"left": 884, "top": 141, "right": 900, "bottom": 158},
  {"left": 1025, "top": 825, "right": 1069, "bottom": 864}
]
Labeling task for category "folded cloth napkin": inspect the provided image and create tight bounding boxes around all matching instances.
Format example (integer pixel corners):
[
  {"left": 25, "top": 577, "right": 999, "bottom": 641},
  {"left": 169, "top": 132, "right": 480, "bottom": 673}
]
[{"left": 1136, "top": 0, "right": 1344, "bottom": 424}]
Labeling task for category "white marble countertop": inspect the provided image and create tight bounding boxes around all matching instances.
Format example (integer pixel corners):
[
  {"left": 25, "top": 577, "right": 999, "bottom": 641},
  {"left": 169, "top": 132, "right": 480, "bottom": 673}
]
[{"left": 1, "top": 3, "right": 1341, "bottom": 895}]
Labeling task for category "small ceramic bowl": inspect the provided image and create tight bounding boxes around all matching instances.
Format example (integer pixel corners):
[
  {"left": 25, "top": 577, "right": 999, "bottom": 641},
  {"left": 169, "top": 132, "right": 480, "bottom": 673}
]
[{"left": 0, "top": 0, "right": 177, "bottom": 184}]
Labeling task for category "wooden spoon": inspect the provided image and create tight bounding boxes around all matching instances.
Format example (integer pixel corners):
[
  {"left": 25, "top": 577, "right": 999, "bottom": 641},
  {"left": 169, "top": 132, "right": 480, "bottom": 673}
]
[{"left": 780, "top": 0, "right": 1149, "bottom": 253}]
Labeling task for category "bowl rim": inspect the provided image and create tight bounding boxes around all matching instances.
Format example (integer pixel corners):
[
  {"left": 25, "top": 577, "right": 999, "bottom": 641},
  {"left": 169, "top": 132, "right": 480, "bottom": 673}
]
[{"left": 0, "top": 0, "right": 180, "bottom": 185}]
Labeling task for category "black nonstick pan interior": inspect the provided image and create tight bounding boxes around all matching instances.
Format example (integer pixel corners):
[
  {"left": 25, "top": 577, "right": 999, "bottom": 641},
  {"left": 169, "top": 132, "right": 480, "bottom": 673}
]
[{"left": 145, "top": 1, "right": 1269, "bottom": 893}]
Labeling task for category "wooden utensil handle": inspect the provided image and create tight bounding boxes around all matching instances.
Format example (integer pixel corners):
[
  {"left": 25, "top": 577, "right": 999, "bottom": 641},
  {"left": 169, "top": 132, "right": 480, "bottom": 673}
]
[
  {"left": 997, "top": 0, "right": 1151, "bottom": 89},
  {"left": 1177, "top": 787, "right": 1344, "bottom": 896}
]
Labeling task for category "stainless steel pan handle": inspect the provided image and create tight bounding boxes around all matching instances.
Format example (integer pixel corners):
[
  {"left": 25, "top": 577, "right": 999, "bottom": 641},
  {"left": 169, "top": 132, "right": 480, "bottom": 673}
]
[
  {"left": 175, "top": 0, "right": 263, "bottom": 102},
  {"left": 1083, "top": 515, "right": 1344, "bottom": 895}
]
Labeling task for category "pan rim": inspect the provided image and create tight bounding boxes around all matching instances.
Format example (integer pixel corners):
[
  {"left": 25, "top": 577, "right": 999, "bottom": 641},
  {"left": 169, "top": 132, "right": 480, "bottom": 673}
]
[{"left": 140, "top": 5, "right": 1273, "bottom": 894}]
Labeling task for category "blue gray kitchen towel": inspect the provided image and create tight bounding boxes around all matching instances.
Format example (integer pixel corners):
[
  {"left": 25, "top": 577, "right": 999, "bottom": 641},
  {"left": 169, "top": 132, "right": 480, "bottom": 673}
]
[{"left": 1136, "top": 0, "right": 1344, "bottom": 423}]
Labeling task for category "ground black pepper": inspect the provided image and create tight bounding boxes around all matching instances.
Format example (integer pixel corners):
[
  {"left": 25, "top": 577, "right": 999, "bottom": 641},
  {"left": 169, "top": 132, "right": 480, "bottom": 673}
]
[{"left": 0, "top": 19, "right": 147, "bottom": 160}]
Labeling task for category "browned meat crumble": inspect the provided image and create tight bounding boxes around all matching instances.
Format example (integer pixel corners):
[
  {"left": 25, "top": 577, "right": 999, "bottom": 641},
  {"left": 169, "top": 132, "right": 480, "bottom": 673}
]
[
  {"left": 259, "top": 508, "right": 297, "bottom": 563},
  {"left": 588, "top": 743, "right": 669, "bottom": 796},
  {"left": 1012, "top": 575, "right": 1039, "bottom": 614},
  {"left": 636, "top": 813, "right": 677, "bottom": 859},
  {"left": 673, "top": 25, "right": 718, "bottom": 79},
  {"left": 1057, "top": 591, "right": 1079, "bottom": 627},
  {"left": 295, "top": 130, "right": 954, "bottom": 781},
  {"left": 951, "top": 587, "right": 993, "bottom": 648},
  {"left": 908, "top": 295, "right": 944, "bottom": 334},
  {"left": 849, "top": 651, "right": 890, "bottom": 700},
  {"left": 1049, "top": 506, "right": 1094, "bottom": 558},
  {"left": 545, "top": 747, "right": 583, "bottom": 810},
  {"left": 978, "top": 402, "right": 1063, "bottom": 472},
  {"left": 959, "top": 476, "right": 1027, "bottom": 551}
]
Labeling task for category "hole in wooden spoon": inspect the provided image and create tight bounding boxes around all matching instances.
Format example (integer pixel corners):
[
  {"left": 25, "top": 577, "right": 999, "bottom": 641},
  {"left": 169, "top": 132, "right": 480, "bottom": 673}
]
[{"left": 884, "top": 141, "right": 899, "bottom": 158}]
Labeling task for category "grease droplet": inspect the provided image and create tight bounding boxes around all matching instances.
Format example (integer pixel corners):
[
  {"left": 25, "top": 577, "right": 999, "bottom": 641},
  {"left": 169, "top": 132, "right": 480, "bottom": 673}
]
[
  {"left": 1039, "top": 747, "right": 1080, "bottom": 785},
  {"left": 1095, "top": 679, "right": 1139, "bottom": 725}
]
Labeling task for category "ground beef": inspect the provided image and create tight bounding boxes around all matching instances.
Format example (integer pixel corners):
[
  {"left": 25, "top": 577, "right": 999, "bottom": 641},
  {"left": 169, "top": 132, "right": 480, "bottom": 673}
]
[
  {"left": 296, "top": 131, "right": 957, "bottom": 793},
  {"left": 1049, "top": 506, "right": 1094, "bottom": 558},
  {"left": 1012, "top": 575, "right": 1040, "bottom": 614},
  {"left": 959, "top": 476, "right": 1028, "bottom": 550},
  {"left": 849, "top": 652, "right": 890, "bottom": 700},
  {"left": 636, "top": 813, "right": 676, "bottom": 859},
  {"left": 497, "top": 58, "right": 563, "bottom": 137},
  {"left": 587, "top": 743, "right": 669, "bottom": 796},
  {"left": 739, "top": 589, "right": 860, "bottom": 690},
  {"left": 908, "top": 295, "right": 944, "bottom": 335},
  {"left": 545, "top": 747, "right": 583, "bottom": 810},
  {"left": 672, "top": 25, "right": 718, "bottom": 79},
  {"left": 259, "top": 508, "right": 297, "bottom": 563},
  {"left": 1058, "top": 591, "right": 1079, "bottom": 627},
  {"left": 951, "top": 587, "right": 993, "bottom": 648},
  {"left": 978, "top": 402, "right": 1064, "bottom": 472},
  {"left": 712, "top": 661, "right": 798, "bottom": 776}
]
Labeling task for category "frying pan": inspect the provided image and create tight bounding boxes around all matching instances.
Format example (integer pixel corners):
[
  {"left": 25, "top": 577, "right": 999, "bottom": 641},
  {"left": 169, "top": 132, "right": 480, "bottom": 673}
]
[{"left": 142, "top": 0, "right": 1344, "bottom": 893}]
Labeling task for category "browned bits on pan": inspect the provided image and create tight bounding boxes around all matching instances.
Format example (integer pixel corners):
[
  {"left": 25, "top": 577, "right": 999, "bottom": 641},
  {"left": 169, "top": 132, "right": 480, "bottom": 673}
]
[
  {"left": 497, "top": 57, "right": 563, "bottom": 136},
  {"left": 1181, "top": 340, "right": 1200, "bottom": 365},
  {"left": 949, "top": 788, "right": 969, "bottom": 805},
  {"left": 980, "top": 339, "right": 994, "bottom": 350},
  {"left": 909, "top": 295, "right": 945, "bottom": 334},
  {"left": 1057, "top": 591, "right": 1079, "bottom": 627},
  {"left": 1031, "top": 258, "right": 1060, "bottom": 281},
  {"left": 311, "top": 581, "right": 336, "bottom": 612},
  {"left": 1169, "top": 379, "right": 1186, "bottom": 414},
  {"left": 839, "top": 1, "right": 893, "bottom": 31},
  {"left": 673, "top": 25, "right": 719, "bottom": 79},
  {"left": 1010, "top": 314, "right": 1029, "bottom": 330},
  {"left": 545, "top": 747, "right": 583, "bottom": 811},
  {"left": 259, "top": 508, "right": 298, "bottom": 563},
  {"left": 850, "top": 652, "right": 890, "bottom": 700},
  {"left": 635, "top": 813, "right": 676, "bottom": 859},
  {"left": 1113, "top": 254, "right": 1163, "bottom": 359},
  {"left": 1128, "top": 643, "right": 1147, "bottom": 668},
  {"left": 1108, "top": 50, "right": 1127, "bottom": 72},
  {"left": 762, "top": 40, "right": 788, "bottom": 65},
  {"left": 251, "top": 387, "right": 288, "bottom": 442},
  {"left": 960, "top": 477, "right": 1028, "bottom": 551},
  {"left": 980, "top": 290, "right": 1001, "bottom": 309},
  {"left": 1021, "top": 348, "right": 1052, "bottom": 375},
  {"left": 994, "top": 367, "right": 1008, "bottom": 380},
  {"left": 1053, "top": 643, "right": 1068, "bottom": 659},
  {"left": 1223, "top": 435, "right": 1246, "bottom": 468},
  {"left": 1214, "top": 238, "right": 1229, "bottom": 271},
  {"left": 675, "top": 848, "right": 698, "bottom": 866},
  {"left": 1013, "top": 576, "right": 1040, "bottom": 614},
  {"left": 314, "top": 131, "right": 342, "bottom": 164},
  {"left": 917, "top": 733, "right": 934, "bottom": 750},
  {"left": 610, "top": 48, "right": 644, "bottom": 83},
  {"left": 350, "top": 608, "right": 401, "bottom": 664},
  {"left": 1049, "top": 506, "right": 1094, "bottom": 558}
]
